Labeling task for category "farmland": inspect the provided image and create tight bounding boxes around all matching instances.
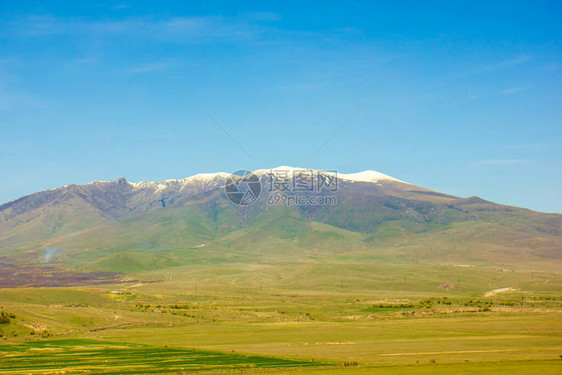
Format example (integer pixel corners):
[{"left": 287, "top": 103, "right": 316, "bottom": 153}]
[
  {"left": 0, "top": 259, "right": 560, "bottom": 374},
  {"left": 0, "top": 339, "right": 326, "bottom": 374}
]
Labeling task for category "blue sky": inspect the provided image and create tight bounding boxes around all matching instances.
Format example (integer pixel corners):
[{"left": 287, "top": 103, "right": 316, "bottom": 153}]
[{"left": 0, "top": 1, "right": 561, "bottom": 212}]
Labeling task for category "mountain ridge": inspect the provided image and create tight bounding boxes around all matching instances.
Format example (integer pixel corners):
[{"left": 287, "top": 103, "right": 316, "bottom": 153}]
[
  {"left": 0, "top": 166, "right": 406, "bottom": 209},
  {"left": 1, "top": 167, "right": 560, "bottom": 272}
]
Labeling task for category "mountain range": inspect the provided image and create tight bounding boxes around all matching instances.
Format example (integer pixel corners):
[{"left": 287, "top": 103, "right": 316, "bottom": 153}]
[{"left": 1, "top": 167, "right": 560, "bottom": 273}]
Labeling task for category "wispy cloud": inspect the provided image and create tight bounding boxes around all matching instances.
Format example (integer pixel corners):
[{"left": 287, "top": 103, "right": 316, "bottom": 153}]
[
  {"left": 470, "top": 159, "right": 529, "bottom": 166},
  {"left": 243, "top": 11, "right": 281, "bottom": 22},
  {"left": 500, "top": 87, "right": 525, "bottom": 95},
  {"left": 119, "top": 62, "right": 172, "bottom": 74},
  {"left": 444, "top": 55, "right": 535, "bottom": 80},
  {"left": 5, "top": 15, "right": 267, "bottom": 44},
  {"left": 0, "top": 56, "right": 19, "bottom": 65},
  {"left": 4, "top": 13, "right": 364, "bottom": 47},
  {"left": 484, "top": 55, "right": 533, "bottom": 71},
  {"left": 0, "top": 91, "right": 51, "bottom": 111}
]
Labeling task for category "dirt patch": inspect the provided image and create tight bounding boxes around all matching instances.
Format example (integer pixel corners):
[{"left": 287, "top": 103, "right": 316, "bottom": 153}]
[
  {"left": 484, "top": 287, "right": 519, "bottom": 297},
  {"left": 0, "top": 261, "right": 135, "bottom": 288}
]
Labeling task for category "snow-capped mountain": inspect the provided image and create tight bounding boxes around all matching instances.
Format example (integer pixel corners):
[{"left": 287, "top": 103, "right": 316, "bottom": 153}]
[
  {"left": 0, "top": 167, "right": 560, "bottom": 269},
  {"left": 120, "top": 166, "right": 403, "bottom": 189}
]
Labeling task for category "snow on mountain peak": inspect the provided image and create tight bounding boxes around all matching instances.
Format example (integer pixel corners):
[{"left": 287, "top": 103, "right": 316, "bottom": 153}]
[
  {"left": 123, "top": 167, "right": 403, "bottom": 192},
  {"left": 254, "top": 166, "right": 402, "bottom": 183},
  {"left": 183, "top": 172, "right": 231, "bottom": 182},
  {"left": 336, "top": 170, "right": 403, "bottom": 183}
]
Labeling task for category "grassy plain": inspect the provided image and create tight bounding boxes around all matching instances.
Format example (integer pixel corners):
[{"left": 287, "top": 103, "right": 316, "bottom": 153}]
[{"left": 0, "top": 259, "right": 560, "bottom": 374}]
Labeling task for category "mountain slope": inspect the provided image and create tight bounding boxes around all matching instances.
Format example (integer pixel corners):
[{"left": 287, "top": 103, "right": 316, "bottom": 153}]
[{"left": 0, "top": 167, "right": 560, "bottom": 271}]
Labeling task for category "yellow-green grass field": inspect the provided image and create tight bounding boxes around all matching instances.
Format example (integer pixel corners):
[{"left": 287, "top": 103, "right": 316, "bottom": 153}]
[{"left": 0, "top": 261, "right": 561, "bottom": 374}]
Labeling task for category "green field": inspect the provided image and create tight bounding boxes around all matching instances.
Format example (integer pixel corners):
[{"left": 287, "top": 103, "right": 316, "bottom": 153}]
[
  {"left": 0, "top": 339, "right": 326, "bottom": 374},
  {"left": 0, "top": 259, "right": 560, "bottom": 374}
]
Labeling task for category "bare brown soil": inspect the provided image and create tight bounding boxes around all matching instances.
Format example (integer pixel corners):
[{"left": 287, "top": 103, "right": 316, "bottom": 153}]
[{"left": 0, "top": 261, "right": 131, "bottom": 288}]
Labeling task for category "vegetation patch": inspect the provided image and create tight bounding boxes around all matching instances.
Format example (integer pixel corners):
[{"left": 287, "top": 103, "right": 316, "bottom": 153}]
[{"left": 0, "top": 339, "right": 329, "bottom": 374}]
